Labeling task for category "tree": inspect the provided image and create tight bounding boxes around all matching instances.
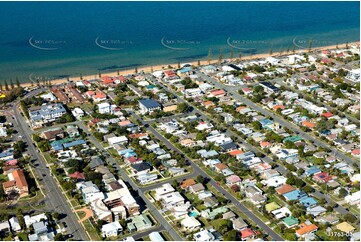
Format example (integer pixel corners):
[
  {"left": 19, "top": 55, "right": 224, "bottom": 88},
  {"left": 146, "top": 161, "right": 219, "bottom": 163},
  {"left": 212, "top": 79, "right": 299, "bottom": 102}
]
[
  {"left": 215, "top": 219, "right": 233, "bottom": 235},
  {"left": 53, "top": 212, "right": 60, "bottom": 221},
  {"left": 207, "top": 48, "right": 213, "bottom": 64},
  {"left": 4, "top": 80, "right": 9, "bottom": 91},
  {"left": 253, "top": 85, "right": 264, "bottom": 93},
  {"left": 230, "top": 48, "right": 234, "bottom": 59},
  {"left": 284, "top": 233, "right": 296, "bottom": 241},
  {"left": 177, "top": 103, "right": 191, "bottom": 113},
  {"left": 196, "top": 175, "right": 204, "bottom": 184},
  {"left": 218, "top": 48, "right": 223, "bottom": 64},
  {"left": 224, "top": 229, "right": 237, "bottom": 241},
  {"left": 230, "top": 184, "right": 240, "bottom": 193},
  {"left": 54, "top": 233, "right": 64, "bottom": 241},
  {"left": 338, "top": 188, "right": 348, "bottom": 198},
  {"left": 344, "top": 213, "right": 356, "bottom": 223},
  {"left": 303, "top": 185, "right": 315, "bottom": 193},
  {"left": 0, "top": 186, "right": 6, "bottom": 201},
  {"left": 16, "top": 77, "right": 20, "bottom": 88},
  {"left": 251, "top": 121, "right": 262, "bottom": 131}
]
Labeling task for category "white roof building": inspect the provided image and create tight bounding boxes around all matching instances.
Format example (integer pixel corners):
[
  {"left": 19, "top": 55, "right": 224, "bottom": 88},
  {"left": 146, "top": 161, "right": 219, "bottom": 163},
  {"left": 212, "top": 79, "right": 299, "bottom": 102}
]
[
  {"left": 101, "top": 221, "right": 122, "bottom": 238},
  {"left": 24, "top": 213, "right": 47, "bottom": 227},
  {"left": 108, "top": 136, "right": 128, "bottom": 145},
  {"left": 149, "top": 232, "right": 165, "bottom": 241},
  {"left": 181, "top": 216, "right": 201, "bottom": 230}
]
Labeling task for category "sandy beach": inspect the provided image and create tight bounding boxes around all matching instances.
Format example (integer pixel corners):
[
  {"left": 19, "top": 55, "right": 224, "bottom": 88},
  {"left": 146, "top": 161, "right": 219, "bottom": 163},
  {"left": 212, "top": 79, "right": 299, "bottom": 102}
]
[{"left": 19, "top": 42, "right": 357, "bottom": 88}]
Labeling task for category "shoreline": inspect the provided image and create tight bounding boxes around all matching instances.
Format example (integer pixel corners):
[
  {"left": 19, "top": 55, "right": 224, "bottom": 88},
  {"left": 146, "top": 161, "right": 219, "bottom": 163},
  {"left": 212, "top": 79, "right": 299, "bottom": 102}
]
[{"left": 18, "top": 42, "right": 357, "bottom": 88}]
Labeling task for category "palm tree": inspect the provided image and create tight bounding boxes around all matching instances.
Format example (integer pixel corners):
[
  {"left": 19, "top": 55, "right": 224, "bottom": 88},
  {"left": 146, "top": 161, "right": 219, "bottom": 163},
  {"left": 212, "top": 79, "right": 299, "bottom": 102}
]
[
  {"left": 16, "top": 77, "right": 20, "bottom": 88},
  {"left": 207, "top": 48, "right": 213, "bottom": 64},
  {"left": 218, "top": 48, "right": 223, "bottom": 64},
  {"left": 4, "top": 80, "right": 9, "bottom": 91},
  {"left": 308, "top": 38, "right": 313, "bottom": 52},
  {"left": 230, "top": 48, "right": 234, "bottom": 59},
  {"left": 10, "top": 79, "right": 14, "bottom": 89}
]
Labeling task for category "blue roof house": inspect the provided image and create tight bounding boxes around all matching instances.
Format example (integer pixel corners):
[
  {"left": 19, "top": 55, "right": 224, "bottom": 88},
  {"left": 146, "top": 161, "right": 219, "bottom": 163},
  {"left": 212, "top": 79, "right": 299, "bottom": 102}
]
[{"left": 299, "top": 196, "right": 318, "bottom": 208}]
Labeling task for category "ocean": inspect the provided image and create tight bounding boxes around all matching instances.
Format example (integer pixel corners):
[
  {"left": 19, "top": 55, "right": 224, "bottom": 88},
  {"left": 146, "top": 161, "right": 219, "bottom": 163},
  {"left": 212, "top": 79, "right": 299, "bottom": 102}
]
[{"left": 0, "top": 1, "right": 359, "bottom": 83}]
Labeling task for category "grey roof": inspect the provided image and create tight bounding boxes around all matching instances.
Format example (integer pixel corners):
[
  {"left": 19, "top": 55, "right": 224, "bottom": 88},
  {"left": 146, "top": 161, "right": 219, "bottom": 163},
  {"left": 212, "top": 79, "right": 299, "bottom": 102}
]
[
  {"left": 29, "top": 103, "right": 66, "bottom": 121},
  {"left": 139, "top": 99, "right": 161, "bottom": 109},
  {"left": 89, "top": 156, "right": 104, "bottom": 169}
]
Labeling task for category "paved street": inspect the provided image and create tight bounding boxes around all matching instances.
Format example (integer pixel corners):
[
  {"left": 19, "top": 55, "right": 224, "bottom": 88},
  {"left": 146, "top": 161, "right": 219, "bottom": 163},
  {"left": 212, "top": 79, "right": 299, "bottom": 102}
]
[
  {"left": 271, "top": 76, "right": 359, "bottom": 125},
  {"left": 75, "top": 122, "right": 183, "bottom": 241},
  {"left": 130, "top": 112, "right": 284, "bottom": 241},
  {"left": 12, "top": 88, "right": 89, "bottom": 241},
  {"left": 197, "top": 72, "right": 359, "bottom": 167}
]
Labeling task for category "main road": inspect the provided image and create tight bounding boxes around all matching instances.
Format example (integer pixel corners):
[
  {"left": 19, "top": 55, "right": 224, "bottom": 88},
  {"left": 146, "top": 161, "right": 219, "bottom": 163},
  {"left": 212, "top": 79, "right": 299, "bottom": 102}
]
[{"left": 12, "top": 88, "right": 89, "bottom": 241}]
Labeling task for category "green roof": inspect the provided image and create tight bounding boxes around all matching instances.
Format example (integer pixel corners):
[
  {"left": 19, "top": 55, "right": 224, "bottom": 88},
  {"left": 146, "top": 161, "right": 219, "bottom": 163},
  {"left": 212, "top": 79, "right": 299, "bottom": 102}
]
[
  {"left": 265, "top": 202, "right": 280, "bottom": 212},
  {"left": 130, "top": 214, "right": 152, "bottom": 230},
  {"left": 283, "top": 136, "right": 302, "bottom": 143},
  {"left": 282, "top": 216, "right": 299, "bottom": 226},
  {"left": 203, "top": 206, "right": 229, "bottom": 219}
]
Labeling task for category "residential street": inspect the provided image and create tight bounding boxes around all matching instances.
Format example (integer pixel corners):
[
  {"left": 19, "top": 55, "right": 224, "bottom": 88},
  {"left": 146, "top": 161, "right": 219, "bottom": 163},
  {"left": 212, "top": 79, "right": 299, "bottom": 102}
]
[
  {"left": 197, "top": 72, "right": 359, "bottom": 168},
  {"left": 12, "top": 88, "right": 89, "bottom": 241}
]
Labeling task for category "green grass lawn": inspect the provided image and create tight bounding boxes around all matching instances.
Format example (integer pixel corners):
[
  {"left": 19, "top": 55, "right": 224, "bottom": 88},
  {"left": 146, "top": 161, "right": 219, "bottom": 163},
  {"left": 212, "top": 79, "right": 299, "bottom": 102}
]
[
  {"left": 17, "top": 233, "right": 28, "bottom": 241},
  {"left": 83, "top": 219, "right": 100, "bottom": 241}
]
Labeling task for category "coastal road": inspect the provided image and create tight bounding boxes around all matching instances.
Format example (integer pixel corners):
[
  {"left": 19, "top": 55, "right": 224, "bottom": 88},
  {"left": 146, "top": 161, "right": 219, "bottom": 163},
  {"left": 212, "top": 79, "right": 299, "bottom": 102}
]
[
  {"left": 75, "top": 121, "right": 184, "bottom": 241},
  {"left": 196, "top": 71, "right": 359, "bottom": 167},
  {"left": 12, "top": 89, "right": 89, "bottom": 241}
]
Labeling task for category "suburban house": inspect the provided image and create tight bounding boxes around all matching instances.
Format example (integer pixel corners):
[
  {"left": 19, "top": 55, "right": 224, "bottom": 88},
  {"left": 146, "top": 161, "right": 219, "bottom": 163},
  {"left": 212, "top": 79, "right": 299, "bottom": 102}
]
[
  {"left": 138, "top": 99, "right": 161, "bottom": 114},
  {"left": 2, "top": 169, "right": 29, "bottom": 197},
  {"left": 29, "top": 103, "right": 67, "bottom": 126},
  {"left": 101, "top": 221, "right": 122, "bottom": 238}
]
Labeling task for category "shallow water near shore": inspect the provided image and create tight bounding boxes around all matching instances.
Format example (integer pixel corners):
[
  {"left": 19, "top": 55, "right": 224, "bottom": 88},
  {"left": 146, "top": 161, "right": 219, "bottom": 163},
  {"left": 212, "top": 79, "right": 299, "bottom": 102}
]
[{"left": 0, "top": 1, "right": 359, "bottom": 82}]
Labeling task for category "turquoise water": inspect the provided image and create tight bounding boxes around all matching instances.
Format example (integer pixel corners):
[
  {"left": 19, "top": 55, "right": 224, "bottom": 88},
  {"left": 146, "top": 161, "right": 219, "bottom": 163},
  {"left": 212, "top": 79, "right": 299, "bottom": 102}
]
[
  {"left": 189, "top": 211, "right": 198, "bottom": 217},
  {"left": 0, "top": 1, "right": 359, "bottom": 83}
]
